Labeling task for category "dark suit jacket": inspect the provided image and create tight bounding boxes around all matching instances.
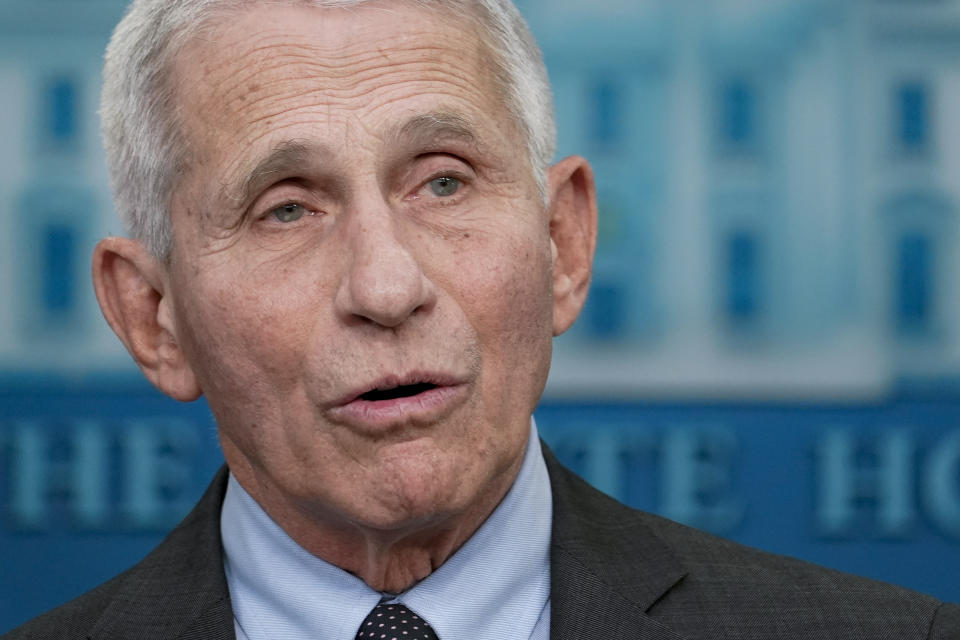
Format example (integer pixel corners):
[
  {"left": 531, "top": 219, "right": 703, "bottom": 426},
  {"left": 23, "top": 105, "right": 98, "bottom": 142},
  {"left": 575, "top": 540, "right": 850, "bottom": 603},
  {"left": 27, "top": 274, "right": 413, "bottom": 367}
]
[{"left": 5, "top": 446, "right": 960, "bottom": 639}]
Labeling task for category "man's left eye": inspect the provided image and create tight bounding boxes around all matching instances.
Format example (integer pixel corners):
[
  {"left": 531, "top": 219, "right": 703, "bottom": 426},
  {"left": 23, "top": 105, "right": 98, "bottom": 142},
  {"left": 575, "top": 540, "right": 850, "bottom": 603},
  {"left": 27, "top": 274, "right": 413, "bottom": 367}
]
[{"left": 428, "top": 176, "right": 461, "bottom": 197}]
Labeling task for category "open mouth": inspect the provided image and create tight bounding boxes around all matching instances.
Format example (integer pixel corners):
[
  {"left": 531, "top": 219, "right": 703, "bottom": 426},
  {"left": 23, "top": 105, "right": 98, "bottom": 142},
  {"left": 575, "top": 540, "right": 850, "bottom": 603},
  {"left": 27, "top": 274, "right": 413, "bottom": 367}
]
[
  {"left": 330, "top": 376, "right": 465, "bottom": 427},
  {"left": 359, "top": 382, "right": 438, "bottom": 402}
]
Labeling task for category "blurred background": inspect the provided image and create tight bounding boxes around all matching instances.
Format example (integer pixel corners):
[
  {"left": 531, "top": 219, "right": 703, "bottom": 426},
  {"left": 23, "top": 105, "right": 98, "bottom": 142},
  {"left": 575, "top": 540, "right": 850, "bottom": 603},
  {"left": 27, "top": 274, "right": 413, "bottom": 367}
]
[{"left": 2, "top": 0, "right": 960, "bottom": 631}]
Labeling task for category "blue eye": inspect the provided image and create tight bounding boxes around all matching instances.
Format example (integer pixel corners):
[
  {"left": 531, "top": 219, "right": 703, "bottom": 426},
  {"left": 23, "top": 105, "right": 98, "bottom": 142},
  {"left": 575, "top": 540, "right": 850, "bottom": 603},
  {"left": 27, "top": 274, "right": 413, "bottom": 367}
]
[
  {"left": 428, "top": 176, "right": 461, "bottom": 197},
  {"left": 269, "top": 203, "right": 310, "bottom": 223}
]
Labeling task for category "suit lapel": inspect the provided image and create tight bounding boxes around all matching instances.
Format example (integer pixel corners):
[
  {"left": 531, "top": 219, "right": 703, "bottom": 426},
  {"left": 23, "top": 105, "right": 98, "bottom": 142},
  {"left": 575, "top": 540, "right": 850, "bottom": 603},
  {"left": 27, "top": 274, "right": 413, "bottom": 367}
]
[
  {"left": 89, "top": 467, "right": 235, "bottom": 640},
  {"left": 544, "top": 444, "right": 691, "bottom": 640}
]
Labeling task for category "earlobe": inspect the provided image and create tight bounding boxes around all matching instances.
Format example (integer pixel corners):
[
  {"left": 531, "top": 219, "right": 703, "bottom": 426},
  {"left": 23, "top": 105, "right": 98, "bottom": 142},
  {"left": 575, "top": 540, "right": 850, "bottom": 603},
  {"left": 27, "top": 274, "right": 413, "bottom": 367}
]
[
  {"left": 547, "top": 156, "right": 598, "bottom": 336},
  {"left": 92, "top": 238, "right": 202, "bottom": 401}
]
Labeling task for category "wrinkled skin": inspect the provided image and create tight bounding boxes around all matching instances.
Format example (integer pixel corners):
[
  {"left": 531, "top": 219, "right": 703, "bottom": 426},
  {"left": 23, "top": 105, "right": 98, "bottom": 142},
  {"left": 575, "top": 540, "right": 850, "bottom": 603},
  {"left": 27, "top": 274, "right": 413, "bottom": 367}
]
[{"left": 93, "top": 0, "right": 596, "bottom": 592}]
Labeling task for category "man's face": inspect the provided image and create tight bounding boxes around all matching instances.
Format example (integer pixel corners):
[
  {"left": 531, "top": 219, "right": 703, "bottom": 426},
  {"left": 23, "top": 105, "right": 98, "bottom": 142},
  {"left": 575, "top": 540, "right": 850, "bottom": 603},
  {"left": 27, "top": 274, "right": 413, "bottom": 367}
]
[{"left": 162, "top": 2, "right": 560, "bottom": 533}]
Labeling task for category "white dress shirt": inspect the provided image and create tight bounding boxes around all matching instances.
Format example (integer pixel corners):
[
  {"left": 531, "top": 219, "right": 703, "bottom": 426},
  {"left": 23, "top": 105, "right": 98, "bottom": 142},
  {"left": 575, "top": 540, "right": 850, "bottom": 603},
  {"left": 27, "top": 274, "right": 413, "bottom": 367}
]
[{"left": 222, "top": 421, "right": 553, "bottom": 640}]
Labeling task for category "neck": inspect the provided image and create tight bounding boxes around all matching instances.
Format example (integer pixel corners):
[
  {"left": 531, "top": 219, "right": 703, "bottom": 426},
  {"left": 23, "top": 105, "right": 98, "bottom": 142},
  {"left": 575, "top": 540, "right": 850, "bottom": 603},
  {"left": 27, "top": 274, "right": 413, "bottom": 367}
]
[
  {"left": 295, "top": 493, "right": 512, "bottom": 593},
  {"left": 227, "top": 451, "right": 524, "bottom": 593}
]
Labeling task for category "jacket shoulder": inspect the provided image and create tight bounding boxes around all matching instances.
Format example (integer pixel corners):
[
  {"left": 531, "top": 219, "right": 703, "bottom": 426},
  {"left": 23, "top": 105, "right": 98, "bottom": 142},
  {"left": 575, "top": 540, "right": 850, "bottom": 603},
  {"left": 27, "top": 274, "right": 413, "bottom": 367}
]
[
  {"left": 645, "top": 513, "right": 960, "bottom": 639},
  {"left": 2, "top": 468, "right": 232, "bottom": 640},
  {"left": 3, "top": 571, "right": 128, "bottom": 639},
  {"left": 544, "top": 445, "right": 960, "bottom": 639}
]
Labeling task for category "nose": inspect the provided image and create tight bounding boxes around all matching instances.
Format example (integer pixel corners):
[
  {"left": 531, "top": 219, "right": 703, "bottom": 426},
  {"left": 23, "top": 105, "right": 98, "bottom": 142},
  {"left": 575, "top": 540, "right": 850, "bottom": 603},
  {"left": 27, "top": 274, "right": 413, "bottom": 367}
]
[{"left": 334, "top": 202, "right": 436, "bottom": 328}]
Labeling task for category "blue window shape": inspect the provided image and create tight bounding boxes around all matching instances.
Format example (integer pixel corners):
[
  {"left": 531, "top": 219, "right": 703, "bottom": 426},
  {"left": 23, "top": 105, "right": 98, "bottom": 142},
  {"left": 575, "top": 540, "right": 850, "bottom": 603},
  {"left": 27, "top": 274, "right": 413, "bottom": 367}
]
[
  {"left": 897, "top": 83, "right": 929, "bottom": 153},
  {"left": 720, "top": 79, "right": 756, "bottom": 150},
  {"left": 45, "top": 77, "right": 79, "bottom": 145},
  {"left": 591, "top": 79, "right": 621, "bottom": 146},
  {"left": 586, "top": 281, "right": 626, "bottom": 339},
  {"left": 725, "top": 231, "right": 760, "bottom": 323},
  {"left": 896, "top": 232, "right": 933, "bottom": 334},
  {"left": 42, "top": 224, "right": 76, "bottom": 315}
]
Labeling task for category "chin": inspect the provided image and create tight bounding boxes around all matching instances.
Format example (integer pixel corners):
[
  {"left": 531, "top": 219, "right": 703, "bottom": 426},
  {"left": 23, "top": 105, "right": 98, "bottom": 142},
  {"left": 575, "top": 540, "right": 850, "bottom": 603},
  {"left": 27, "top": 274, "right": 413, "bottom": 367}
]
[{"left": 356, "top": 466, "right": 478, "bottom": 533}]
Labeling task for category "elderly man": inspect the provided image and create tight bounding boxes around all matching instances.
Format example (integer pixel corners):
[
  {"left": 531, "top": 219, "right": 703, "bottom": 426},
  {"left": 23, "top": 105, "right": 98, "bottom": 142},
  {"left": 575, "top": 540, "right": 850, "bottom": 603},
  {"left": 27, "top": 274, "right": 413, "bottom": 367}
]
[{"left": 5, "top": 0, "right": 959, "bottom": 639}]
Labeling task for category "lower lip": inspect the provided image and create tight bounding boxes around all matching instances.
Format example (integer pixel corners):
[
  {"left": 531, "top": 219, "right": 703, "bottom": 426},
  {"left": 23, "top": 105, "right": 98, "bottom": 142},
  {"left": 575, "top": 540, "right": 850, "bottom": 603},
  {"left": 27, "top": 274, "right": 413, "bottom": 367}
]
[{"left": 328, "top": 384, "right": 467, "bottom": 430}]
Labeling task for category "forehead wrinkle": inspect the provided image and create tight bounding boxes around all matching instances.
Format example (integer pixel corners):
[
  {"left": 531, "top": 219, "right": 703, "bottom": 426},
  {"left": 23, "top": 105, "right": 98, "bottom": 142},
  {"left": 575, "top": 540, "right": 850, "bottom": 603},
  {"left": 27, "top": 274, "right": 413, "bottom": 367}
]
[
  {"left": 234, "top": 45, "right": 483, "bottom": 110},
  {"left": 183, "top": 10, "right": 501, "bottom": 139},
  {"left": 191, "top": 7, "right": 489, "bottom": 99},
  {"left": 202, "top": 19, "right": 474, "bottom": 102},
  {"left": 202, "top": 45, "right": 494, "bottom": 155}
]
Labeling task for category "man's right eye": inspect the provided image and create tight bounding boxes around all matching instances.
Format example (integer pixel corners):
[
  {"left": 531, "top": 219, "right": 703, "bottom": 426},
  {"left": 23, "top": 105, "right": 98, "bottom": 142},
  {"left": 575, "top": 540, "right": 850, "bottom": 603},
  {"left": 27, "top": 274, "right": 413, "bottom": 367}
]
[{"left": 268, "top": 202, "right": 313, "bottom": 223}]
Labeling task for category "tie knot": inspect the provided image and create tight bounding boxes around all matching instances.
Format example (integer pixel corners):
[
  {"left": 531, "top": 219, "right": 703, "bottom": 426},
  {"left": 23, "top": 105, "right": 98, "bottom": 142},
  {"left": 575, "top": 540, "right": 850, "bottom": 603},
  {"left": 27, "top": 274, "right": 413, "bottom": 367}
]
[{"left": 355, "top": 601, "right": 439, "bottom": 640}]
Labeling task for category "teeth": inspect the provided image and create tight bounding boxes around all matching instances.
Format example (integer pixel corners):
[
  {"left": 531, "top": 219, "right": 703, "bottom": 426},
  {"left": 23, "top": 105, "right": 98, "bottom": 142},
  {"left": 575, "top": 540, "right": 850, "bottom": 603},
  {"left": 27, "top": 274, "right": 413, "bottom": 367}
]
[{"left": 361, "top": 382, "right": 436, "bottom": 402}]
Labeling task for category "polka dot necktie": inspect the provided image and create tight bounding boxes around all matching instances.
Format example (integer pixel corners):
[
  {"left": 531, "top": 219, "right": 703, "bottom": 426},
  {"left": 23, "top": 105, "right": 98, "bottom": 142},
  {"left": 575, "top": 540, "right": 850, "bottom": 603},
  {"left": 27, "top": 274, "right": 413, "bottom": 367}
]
[{"left": 354, "top": 601, "right": 440, "bottom": 640}]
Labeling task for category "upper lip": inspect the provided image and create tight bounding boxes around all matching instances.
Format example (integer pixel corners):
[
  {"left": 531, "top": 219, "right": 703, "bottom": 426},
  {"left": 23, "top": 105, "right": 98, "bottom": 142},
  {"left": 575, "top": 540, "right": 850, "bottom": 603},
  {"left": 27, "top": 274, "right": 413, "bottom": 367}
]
[{"left": 333, "top": 371, "right": 466, "bottom": 406}]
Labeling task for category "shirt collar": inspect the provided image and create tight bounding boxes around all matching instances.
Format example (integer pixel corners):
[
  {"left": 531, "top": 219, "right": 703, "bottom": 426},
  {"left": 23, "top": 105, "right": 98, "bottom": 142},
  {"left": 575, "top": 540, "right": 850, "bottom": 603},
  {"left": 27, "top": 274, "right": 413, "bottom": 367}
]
[{"left": 222, "top": 421, "right": 552, "bottom": 640}]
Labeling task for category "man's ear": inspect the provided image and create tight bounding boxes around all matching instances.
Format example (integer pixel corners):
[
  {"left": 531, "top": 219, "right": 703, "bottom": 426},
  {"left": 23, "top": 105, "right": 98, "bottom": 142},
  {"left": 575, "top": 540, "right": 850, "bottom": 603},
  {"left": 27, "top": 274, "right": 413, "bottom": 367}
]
[
  {"left": 92, "top": 237, "right": 202, "bottom": 401},
  {"left": 547, "top": 155, "right": 598, "bottom": 336}
]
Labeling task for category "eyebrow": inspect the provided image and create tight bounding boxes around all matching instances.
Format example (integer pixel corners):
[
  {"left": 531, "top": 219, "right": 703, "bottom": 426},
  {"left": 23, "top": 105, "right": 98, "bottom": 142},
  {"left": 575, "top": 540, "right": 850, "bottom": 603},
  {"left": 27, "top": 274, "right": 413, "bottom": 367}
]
[
  {"left": 231, "top": 139, "right": 332, "bottom": 206},
  {"left": 389, "top": 111, "right": 480, "bottom": 150}
]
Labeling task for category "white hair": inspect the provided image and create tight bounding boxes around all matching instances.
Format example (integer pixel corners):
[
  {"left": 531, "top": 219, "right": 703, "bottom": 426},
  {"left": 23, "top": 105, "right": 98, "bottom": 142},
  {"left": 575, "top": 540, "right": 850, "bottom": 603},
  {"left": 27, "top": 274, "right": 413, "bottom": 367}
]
[{"left": 100, "top": 0, "right": 556, "bottom": 258}]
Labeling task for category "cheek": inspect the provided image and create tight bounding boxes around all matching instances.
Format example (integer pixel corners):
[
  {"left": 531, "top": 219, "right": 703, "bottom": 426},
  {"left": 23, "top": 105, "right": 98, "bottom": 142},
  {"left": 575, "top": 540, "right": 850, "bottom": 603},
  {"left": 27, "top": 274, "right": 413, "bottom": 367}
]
[
  {"left": 449, "top": 228, "right": 554, "bottom": 382},
  {"left": 172, "top": 262, "right": 323, "bottom": 399},
  {"left": 493, "top": 231, "right": 553, "bottom": 327}
]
